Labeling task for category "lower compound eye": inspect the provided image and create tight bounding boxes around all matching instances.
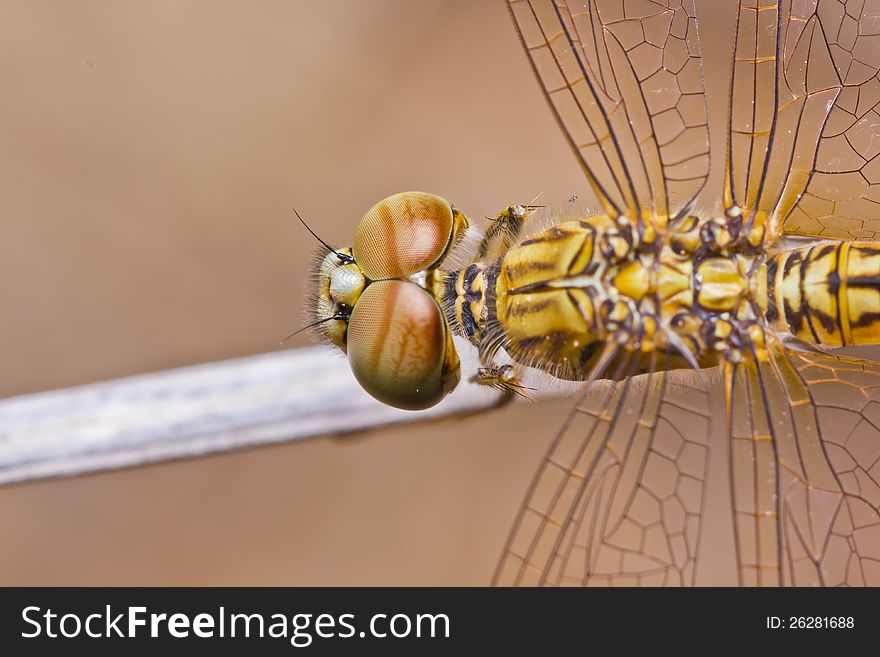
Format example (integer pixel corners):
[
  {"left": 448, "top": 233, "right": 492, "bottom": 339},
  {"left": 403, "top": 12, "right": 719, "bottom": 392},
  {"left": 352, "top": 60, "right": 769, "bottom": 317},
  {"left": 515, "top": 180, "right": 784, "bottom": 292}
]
[{"left": 347, "top": 280, "right": 448, "bottom": 410}]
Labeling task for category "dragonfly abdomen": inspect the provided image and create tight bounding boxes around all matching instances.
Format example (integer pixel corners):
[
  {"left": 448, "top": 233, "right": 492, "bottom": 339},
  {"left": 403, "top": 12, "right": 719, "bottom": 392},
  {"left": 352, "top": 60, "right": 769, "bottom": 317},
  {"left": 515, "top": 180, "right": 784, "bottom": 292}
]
[{"left": 768, "top": 242, "right": 880, "bottom": 346}]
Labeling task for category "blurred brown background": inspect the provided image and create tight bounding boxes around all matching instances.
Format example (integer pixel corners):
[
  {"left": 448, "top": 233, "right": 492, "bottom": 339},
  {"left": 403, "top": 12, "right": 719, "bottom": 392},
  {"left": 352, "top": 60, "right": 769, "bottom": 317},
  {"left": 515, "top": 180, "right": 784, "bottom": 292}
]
[{"left": 0, "top": 0, "right": 738, "bottom": 584}]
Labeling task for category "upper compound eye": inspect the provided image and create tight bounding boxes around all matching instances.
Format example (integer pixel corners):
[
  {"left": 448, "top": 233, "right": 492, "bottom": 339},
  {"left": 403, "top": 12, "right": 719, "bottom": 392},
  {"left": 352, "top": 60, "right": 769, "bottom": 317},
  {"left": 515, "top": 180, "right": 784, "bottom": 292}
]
[
  {"left": 346, "top": 280, "right": 450, "bottom": 410},
  {"left": 352, "top": 191, "right": 456, "bottom": 280}
]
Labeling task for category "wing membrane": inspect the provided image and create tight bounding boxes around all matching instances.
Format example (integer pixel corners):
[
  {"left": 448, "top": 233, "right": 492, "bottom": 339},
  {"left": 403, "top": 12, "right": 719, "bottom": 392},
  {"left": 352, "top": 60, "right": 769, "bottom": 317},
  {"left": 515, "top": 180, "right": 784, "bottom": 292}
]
[
  {"left": 494, "top": 367, "right": 712, "bottom": 586},
  {"left": 727, "top": 0, "right": 880, "bottom": 240},
  {"left": 508, "top": 0, "right": 710, "bottom": 226},
  {"left": 498, "top": 347, "right": 880, "bottom": 586},
  {"left": 726, "top": 357, "right": 785, "bottom": 586},
  {"left": 777, "top": 349, "right": 880, "bottom": 585},
  {"left": 726, "top": 348, "right": 880, "bottom": 586}
]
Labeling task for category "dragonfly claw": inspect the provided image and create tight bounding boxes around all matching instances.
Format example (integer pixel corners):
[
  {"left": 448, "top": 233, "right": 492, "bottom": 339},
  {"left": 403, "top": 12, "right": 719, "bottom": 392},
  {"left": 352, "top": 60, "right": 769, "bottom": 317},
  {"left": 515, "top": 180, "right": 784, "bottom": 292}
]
[{"left": 470, "top": 364, "right": 534, "bottom": 401}]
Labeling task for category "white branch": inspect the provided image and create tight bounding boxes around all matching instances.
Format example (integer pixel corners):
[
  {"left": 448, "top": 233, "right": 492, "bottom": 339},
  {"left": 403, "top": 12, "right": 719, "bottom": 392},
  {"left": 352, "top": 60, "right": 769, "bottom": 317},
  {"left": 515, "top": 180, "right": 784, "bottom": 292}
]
[{"left": 0, "top": 347, "right": 548, "bottom": 486}]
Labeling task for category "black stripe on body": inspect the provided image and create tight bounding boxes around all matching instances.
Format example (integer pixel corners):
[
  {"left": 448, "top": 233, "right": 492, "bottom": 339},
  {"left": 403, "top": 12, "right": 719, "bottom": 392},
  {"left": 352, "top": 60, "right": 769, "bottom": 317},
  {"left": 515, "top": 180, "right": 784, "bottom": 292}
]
[
  {"left": 798, "top": 247, "right": 821, "bottom": 343},
  {"left": 816, "top": 243, "right": 836, "bottom": 260},
  {"left": 566, "top": 289, "right": 593, "bottom": 329},
  {"left": 506, "top": 260, "right": 558, "bottom": 275},
  {"left": 566, "top": 231, "right": 595, "bottom": 275},
  {"left": 783, "top": 249, "right": 802, "bottom": 278},
  {"left": 507, "top": 280, "right": 556, "bottom": 294},
  {"left": 765, "top": 256, "right": 779, "bottom": 323},
  {"left": 812, "top": 306, "right": 838, "bottom": 335},
  {"left": 828, "top": 245, "right": 842, "bottom": 296},
  {"left": 783, "top": 299, "right": 803, "bottom": 334},
  {"left": 832, "top": 242, "right": 846, "bottom": 346},
  {"left": 852, "top": 311, "right": 880, "bottom": 329},
  {"left": 847, "top": 276, "right": 880, "bottom": 288},
  {"left": 782, "top": 252, "right": 805, "bottom": 335},
  {"left": 504, "top": 297, "right": 559, "bottom": 318},
  {"left": 518, "top": 225, "right": 569, "bottom": 246}
]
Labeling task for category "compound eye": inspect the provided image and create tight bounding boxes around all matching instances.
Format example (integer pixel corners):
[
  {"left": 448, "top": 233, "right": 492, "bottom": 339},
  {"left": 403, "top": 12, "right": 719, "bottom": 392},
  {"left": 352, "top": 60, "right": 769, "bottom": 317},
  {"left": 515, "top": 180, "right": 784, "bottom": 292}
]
[
  {"left": 346, "top": 280, "right": 448, "bottom": 410},
  {"left": 352, "top": 192, "right": 455, "bottom": 280}
]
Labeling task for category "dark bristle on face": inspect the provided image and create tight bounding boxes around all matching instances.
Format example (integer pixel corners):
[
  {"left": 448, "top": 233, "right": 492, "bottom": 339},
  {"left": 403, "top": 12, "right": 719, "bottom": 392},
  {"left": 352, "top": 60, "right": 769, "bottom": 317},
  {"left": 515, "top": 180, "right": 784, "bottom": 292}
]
[{"left": 300, "top": 245, "right": 334, "bottom": 346}]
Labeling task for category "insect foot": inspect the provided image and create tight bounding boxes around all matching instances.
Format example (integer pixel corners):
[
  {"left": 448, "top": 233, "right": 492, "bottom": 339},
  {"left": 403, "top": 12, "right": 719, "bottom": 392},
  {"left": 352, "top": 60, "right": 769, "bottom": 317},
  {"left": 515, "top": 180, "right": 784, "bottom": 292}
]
[
  {"left": 477, "top": 202, "right": 541, "bottom": 261},
  {"left": 470, "top": 364, "right": 533, "bottom": 401}
]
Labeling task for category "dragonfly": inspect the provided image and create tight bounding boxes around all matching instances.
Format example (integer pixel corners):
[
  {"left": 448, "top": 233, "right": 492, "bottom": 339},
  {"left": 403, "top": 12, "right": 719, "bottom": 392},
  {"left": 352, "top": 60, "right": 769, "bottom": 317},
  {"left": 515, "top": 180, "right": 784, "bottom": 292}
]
[{"left": 306, "top": 0, "right": 880, "bottom": 586}]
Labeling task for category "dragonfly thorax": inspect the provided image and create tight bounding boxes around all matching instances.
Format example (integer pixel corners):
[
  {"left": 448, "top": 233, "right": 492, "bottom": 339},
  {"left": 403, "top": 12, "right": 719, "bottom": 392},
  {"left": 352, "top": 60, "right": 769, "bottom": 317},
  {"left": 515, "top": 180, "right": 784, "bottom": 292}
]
[{"left": 445, "top": 213, "right": 772, "bottom": 382}]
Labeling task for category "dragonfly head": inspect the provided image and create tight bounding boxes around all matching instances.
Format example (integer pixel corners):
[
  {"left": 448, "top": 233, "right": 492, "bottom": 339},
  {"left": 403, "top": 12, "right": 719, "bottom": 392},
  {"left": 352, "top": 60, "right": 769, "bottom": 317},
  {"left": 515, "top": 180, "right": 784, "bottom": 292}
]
[{"left": 309, "top": 191, "right": 468, "bottom": 410}]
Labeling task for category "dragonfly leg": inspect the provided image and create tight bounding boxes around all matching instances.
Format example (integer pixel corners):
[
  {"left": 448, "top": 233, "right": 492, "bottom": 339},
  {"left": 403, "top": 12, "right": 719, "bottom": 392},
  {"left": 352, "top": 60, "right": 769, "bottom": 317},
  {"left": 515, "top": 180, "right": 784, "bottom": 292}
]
[
  {"left": 469, "top": 364, "right": 533, "bottom": 405},
  {"left": 476, "top": 202, "right": 541, "bottom": 261}
]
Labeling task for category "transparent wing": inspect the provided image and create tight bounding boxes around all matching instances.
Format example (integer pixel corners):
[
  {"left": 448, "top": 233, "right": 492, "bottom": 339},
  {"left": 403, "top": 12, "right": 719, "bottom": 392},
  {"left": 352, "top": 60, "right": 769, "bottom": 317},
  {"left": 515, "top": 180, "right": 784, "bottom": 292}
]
[
  {"left": 497, "top": 347, "right": 880, "bottom": 586},
  {"left": 494, "top": 366, "right": 712, "bottom": 586},
  {"left": 727, "top": 348, "right": 880, "bottom": 586},
  {"left": 726, "top": 0, "right": 880, "bottom": 240},
  {"left": 508, "top": 0, "right": 710, "bottom": 227}
]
